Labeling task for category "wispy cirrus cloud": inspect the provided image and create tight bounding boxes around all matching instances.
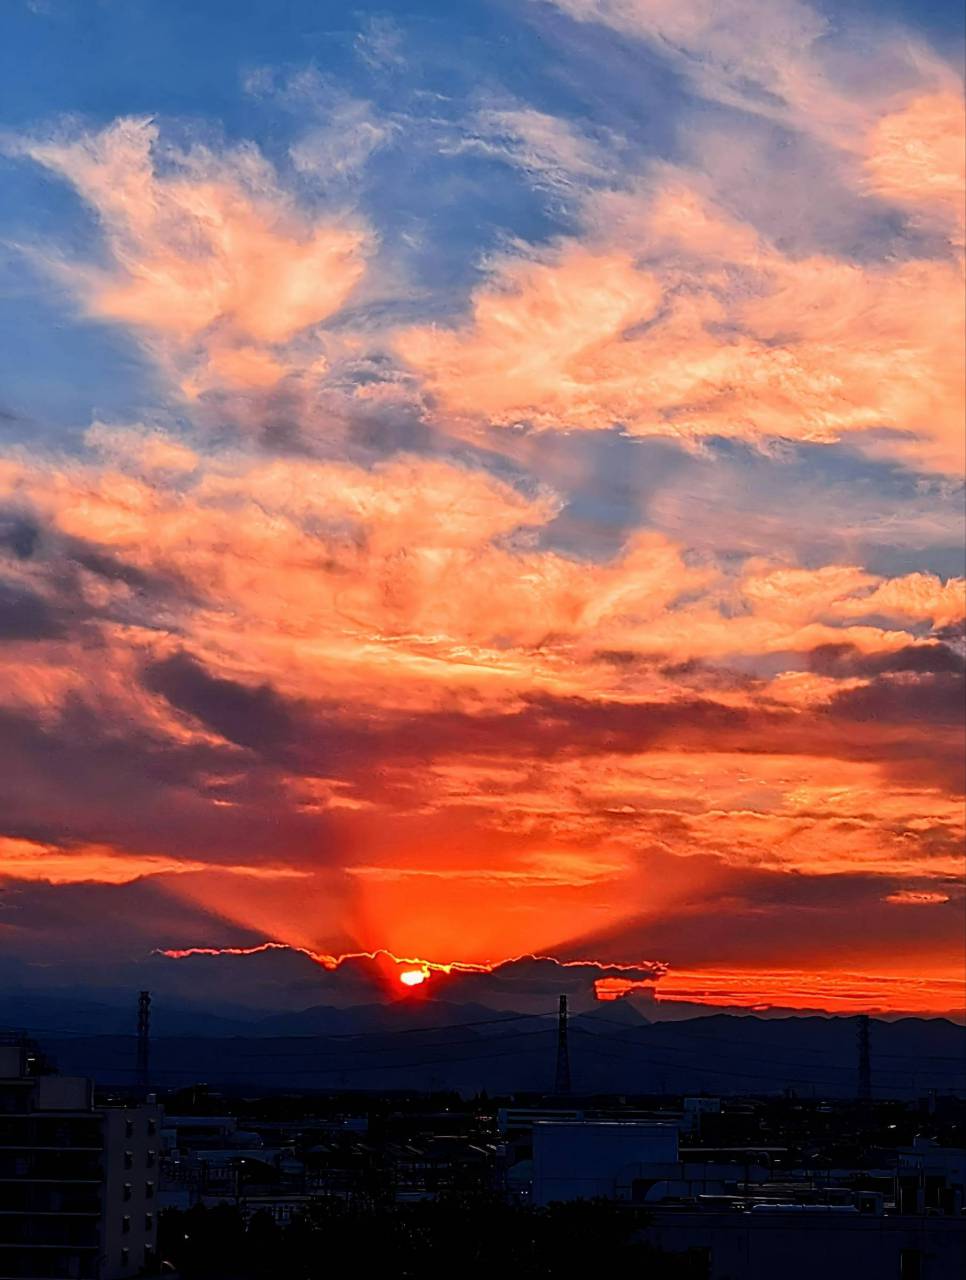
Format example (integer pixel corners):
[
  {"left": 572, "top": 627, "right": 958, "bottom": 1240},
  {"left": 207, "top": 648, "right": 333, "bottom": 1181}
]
[
  {"left": 9, "top": 117, "right": 370, "bottom": 398},
  {"left": 389, "top": 0, "right": 965, "bottom": 470},
  {"left": 398, "top": 179, "right": 964, "bottom": 470},
  {"left": 539, "top": 0, "right": 960, "bottom": 154}
]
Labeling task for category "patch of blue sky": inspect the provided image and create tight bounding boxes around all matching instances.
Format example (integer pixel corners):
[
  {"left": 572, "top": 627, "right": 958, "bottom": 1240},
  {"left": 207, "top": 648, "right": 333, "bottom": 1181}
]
[
  {"left": 527, "top": 430, "right": 965, "bottom": 578},
  {"left": 0, "top": 290, "right": 165, "bottom": 448},
  {"left": 834, "top": 0, "right": 964, "bottom": 52}
]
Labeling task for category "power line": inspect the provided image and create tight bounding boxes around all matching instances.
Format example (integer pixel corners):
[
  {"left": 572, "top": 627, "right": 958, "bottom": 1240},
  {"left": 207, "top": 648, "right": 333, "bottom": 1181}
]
[
  {"left": 9, "top": 1015, "right": 961, "bottom": 1087},
  {"left": 57, "top": 1033, "right": 557, "bottom": 1081},
  {"left": 569, "top": 1027, "right": 940, "bottom": 1087},
  {"left": 581, "top": 1012, "right": 964, "bottom": 1064},
  {"left": 3, "top": 1010, "right": 546, "bottom": 1043},
  {"left": 205, "top": 1029, "right": 554, "bottom": 1062},
  {"left": 65, "top": 1023, "right": 959, "bottom": 1091},
  {"left": 572, "top": 1025, "right": 945, "bottom": 1083},
  {"left": 13, "top": 1011, "right": 962, "bottom": 1064},
  {"left": 572, "top": 1034, "right": 866, "bottom": 1088}
]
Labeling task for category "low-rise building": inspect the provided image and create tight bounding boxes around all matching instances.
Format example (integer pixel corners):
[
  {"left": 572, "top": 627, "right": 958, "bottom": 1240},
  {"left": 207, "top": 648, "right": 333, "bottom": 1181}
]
[
  {"left": 531, "top": 1119, "right": 679, "bottom": 1206},
  {"left": 896, "top": 1137, "right": 965, "bottom": 1216},
  {"left": 642, "top": 1206, "right": 966, "bottom": 1280}
]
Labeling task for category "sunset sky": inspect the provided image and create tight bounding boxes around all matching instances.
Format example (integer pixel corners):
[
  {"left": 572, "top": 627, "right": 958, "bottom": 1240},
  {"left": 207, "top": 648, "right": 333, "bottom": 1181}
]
[{"left": 0, "top": 0, "right": 963, "bottom": 1018}]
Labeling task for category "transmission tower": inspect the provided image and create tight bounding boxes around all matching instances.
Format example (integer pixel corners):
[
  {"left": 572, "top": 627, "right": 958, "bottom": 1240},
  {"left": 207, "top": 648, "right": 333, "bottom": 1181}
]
[
  {"left": 553, "top": 994, "right": 572, "bottom": 1095},
  {"left": 857, "top": 1013, "right": 872, "bottom": 1103},
  {"left": 136, "top": 990, "right": 151, "bottom": 1092}
]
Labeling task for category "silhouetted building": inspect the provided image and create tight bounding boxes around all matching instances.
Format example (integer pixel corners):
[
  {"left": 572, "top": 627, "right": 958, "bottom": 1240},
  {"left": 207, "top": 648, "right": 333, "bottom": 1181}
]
[
  {"left": 0, "top": 1042, "right": 160, "bottom": 1279},
  {"left": 642, "top": 1207, "right": 966, "bottom": 1280}
]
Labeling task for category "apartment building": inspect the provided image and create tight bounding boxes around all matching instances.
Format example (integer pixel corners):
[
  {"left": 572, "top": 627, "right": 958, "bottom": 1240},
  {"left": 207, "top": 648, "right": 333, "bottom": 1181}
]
[{"left": 0, "top": 1042, "right": 160, "bottom": 1279}]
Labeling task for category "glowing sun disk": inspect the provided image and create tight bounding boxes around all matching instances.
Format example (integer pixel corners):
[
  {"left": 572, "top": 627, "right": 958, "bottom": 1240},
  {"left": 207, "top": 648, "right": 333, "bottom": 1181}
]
[{"left": 399, "top": 968, "right": 427, "bottom": 987}]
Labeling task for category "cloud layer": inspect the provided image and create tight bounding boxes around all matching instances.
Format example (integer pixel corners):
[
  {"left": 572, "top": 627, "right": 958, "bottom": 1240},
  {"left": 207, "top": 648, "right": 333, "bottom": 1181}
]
[{"left": 0, "top": 0, "right": 962, "bottom": 1015}]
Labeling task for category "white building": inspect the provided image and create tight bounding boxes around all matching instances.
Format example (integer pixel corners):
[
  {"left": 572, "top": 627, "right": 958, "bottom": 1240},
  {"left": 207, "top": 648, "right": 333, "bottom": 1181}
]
[
  {"left": 0, "top": 1042, "right": 160, "bottom": 1279},
  {"left": 531, "top": 1120, "right": 679, "bottom": 1206},
  {"left": 896, "top": 1136, "right": 966, "bottom": 1215},
  {"left": 643, "top": 1207, "right": 966, "bottom": 1280}
]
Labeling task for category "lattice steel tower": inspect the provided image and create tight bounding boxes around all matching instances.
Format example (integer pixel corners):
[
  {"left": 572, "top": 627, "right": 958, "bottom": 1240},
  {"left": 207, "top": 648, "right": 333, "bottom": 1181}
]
[
  {"left": 136, "top": 990, "right": 151, "bottom": 1091},
  {"left": 857, "top": 1013, "right": 872, "bottom": 1103},
  {"left": 553, "top": 994, "right": 572, "bottom": 1095}
]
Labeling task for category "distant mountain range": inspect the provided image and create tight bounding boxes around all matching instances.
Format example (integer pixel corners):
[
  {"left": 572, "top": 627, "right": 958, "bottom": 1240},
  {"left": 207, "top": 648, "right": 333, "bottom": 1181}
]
[
  {"left": 7, "top": 988, "right": 962, "bottom": 1099},
  {"left": 4, "top": 943, "right": 962, "bottom": 1028},
  {"left": 2, "top": 946, "right": 962, "bottom": 1098}
]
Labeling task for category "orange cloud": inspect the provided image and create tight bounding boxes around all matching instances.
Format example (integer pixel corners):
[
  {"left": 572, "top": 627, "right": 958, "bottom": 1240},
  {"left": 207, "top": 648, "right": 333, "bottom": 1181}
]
[
  {"left": 20, "top": 117, "right": 368, "bottom": 396},
  {"left": 0, "top": 836, "right": 309, "bottom": 886},
  {"left": 865, "top": 90, "right": 966, "bottom": 242},
  {"left": 398, "top": 181, "right": 965, "bottom": 470},
  {"left": 8, "top": 437, "right": 960, "bottom": 743},
  {"left": 602, "top": 968, "right": 964, "bottom": 1017},
  {"left": 5, "top": 425, "right": 959, "bottom": 986},
  {"left": 2, "top": 439, "right": 960, "bottom": 735},
  {"left": 843, "top": 573, "right": 965, "bottom": 630},
  {"left": 884, "top": 890, "right": 951, "bottom": 906}
]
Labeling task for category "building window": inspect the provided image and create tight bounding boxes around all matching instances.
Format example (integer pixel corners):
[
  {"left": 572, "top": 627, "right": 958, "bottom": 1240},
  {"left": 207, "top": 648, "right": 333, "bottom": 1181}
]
[
  {"left": 121, "top": 1247, "right": 129, "bottom": 1268},
  {"left": 123, "top": 1182, "right": 132, "bottom": 1202},
  {"left": 122, "top": 1215, "right": 131, "bottom": 1235},
  {"left": 125, "top": 1119, "right": 134, "bottom": 1140},
  {"left": 124, "top": 1150, "right": 134, "bottom": 1171},
  {"left": 146, "top": 1149, "right": 156, "bottom": 1169},
  {"left": 145, "top": 1212, "right": 154, "bottom": 1232},
  {"left": 147, "top": 1118, "right": 157, "bottom": 1137},
  {"left": 145, "top": 1179, "right": 155, "bottom": 1199}
]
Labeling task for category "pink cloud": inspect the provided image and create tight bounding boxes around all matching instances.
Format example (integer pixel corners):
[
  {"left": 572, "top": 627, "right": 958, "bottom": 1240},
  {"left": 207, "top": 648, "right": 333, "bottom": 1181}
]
[
  {"left": 543, "top": 0, "right": 957, "bottom": 154},
  {"left": 864, "top": 90, "right": 966, "bottom": 244},
  {"left": 398, "top": 179, "right": 964, "bottom": 470},
  {"left": 19, "top": 117, "right": 369, "bottom": 396}
]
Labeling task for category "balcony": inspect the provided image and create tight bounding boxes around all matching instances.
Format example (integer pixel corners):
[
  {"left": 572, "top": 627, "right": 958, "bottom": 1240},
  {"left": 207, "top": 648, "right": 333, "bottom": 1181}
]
[
  {"left": 0, "top": 1150, "right": 104, "bottom": 1182},
  {"left": 0, "top": 1218, "right": 100, "bottom": 1246}
]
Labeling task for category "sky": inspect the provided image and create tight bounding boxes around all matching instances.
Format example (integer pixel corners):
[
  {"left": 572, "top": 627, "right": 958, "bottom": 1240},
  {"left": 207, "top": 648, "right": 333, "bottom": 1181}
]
[{"left": 0, "top": 0, "right": 963, "bottom": 1019}]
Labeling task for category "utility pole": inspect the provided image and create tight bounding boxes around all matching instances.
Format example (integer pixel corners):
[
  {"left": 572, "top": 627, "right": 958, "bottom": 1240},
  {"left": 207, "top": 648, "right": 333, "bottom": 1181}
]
[
  {"left": 136, "top": 990, "right": 151, "bottom": 1092},
  {"left": 553, "top": 994, "right": 572, "bottom": 1095},
  {"left": 857, "top": 1014, "right": 872, "bottom": 1104}
]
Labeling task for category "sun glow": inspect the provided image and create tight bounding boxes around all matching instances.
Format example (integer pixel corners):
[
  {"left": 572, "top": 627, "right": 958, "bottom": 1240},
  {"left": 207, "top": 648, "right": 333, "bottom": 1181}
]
[{"left": 399, "top": 968, "right": 428, "bottom": 987}]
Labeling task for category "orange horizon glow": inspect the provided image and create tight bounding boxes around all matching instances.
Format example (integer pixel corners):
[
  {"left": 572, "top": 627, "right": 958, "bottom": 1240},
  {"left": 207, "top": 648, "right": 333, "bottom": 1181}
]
[
  {"left": 155, "top": 944, "right": 965, "bottom": 1019},
  {"left": 595, "top": 971, "right": 966, "bottom": 1018}
]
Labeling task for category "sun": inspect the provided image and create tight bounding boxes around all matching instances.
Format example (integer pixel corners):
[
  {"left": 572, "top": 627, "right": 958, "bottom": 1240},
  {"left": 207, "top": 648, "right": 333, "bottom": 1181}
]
[{"left": 399, "top": 968, "right": 428, "bottom": 987}]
